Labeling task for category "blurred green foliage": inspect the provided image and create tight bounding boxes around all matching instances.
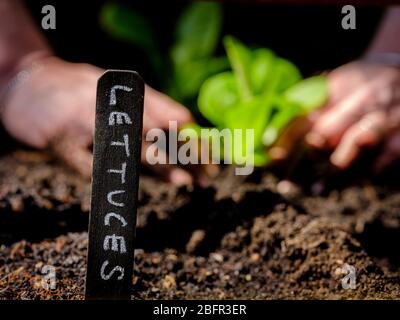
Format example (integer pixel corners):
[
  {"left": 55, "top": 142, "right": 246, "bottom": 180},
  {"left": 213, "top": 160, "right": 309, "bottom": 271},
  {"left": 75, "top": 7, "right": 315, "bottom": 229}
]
[
  {"left": 100, "top": 2, "right": 327, "bottom": 167},
  {"left": 197, "top": 36, "right": 327, "bottom": 166},
  {"left": 100, "top": 1, "right": 228, "bottom": 106}
]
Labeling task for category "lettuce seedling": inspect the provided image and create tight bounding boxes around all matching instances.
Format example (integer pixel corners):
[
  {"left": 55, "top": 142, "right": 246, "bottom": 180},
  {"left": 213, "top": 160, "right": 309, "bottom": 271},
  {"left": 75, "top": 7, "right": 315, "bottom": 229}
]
[
  {"left": 99, "top": 1, "right": 228, "bottom": 105},
  {"left": 197, "top": 36, "right": 328, "bottom": 166},
  {"left": 100, "top": 3, "right": 327, "bottom": 167}
]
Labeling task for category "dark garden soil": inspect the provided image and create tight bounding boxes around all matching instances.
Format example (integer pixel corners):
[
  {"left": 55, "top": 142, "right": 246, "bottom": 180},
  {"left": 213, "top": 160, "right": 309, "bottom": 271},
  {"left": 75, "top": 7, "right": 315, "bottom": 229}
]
[{"left": 0, "top": 150, "right": 400, "bottom": 299}]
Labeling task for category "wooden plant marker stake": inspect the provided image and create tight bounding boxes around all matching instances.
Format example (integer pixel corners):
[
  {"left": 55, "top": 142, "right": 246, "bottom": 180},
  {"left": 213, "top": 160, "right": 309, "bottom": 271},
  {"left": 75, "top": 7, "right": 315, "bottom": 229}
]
[{"left": 85, "top": 70, "right": 144, "bottom": 300}]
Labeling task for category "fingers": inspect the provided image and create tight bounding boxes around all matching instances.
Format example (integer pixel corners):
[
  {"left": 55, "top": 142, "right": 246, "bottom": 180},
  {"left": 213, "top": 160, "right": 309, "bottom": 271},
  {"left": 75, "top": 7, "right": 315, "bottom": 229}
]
[
  {"left": 52, "top": 130, "right": 197, "bottom": 186},
  {"left": 143, "top": 85, "right": 194, "bottom": 132},
  {"left": 266, "top": 65, "right": 366, "bottom": 162},
  {"left": 141, "top": 141, "right": 193, "bottom": 186},
  {"left": 141, "top": 86, "right": 198, "bottom": 185},
  {"left": 307, "top": 62, "right": 371, "bottom": 126},
  {"left": 306, "top": 84, "right": 375, "bottom": 148},
  {"left": 326, "top": 62, "right": 368, "bottom": 106},
  {"left": 330, "top": 111, "right": 386, "bottom": 168},
  {"left": 51, "top": 130, "right": 93, "bottom": 180},
  {"left": 374, "top": 131, "right": 400, "bottom": 171}
]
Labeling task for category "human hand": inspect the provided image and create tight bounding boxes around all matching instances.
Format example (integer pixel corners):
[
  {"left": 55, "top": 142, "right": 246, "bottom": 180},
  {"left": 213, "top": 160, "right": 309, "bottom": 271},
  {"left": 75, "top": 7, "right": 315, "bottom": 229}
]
[
  {"left": 0, "top": 55, "right": 195, "bottom": 185},
  {"left": 270, "top": 61, "right": 400, "bottom": 171},
  {"left": 306, "top": 61, "right": 400, "bottom": 170}
]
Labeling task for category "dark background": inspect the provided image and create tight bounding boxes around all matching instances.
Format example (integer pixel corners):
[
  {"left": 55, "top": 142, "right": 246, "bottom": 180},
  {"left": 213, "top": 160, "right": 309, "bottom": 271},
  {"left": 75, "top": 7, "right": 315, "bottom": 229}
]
[{"left": 24, "top": 0, "right": 385, "bottom": 89}]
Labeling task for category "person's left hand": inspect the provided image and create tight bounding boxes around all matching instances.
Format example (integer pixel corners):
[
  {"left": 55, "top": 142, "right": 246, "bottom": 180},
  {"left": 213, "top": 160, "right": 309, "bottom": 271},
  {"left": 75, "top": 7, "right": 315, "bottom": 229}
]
[{"left": 269, "top": 61, "right": 400, "bottom": 170}]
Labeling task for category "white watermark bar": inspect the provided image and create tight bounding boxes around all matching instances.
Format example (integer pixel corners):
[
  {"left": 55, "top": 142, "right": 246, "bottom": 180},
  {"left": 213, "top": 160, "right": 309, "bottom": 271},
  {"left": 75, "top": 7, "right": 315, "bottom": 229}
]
[{"left": 145, "top": 121, "right": 255, "bottom": 175}]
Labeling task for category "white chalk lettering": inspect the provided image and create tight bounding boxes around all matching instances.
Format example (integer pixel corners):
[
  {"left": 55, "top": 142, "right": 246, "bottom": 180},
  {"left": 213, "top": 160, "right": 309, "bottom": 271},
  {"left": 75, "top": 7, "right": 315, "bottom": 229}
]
[
  {"left": 111, "top": 134, "right": 130, "bottom": 157},
  {"left": 109, "top": 85, "right": 133, "bottom": 106},
  {"left": 103, "top": 234, "right": 127, "bottom": 253},
  {"left": 107, "top": 190, "right": 125, "bottom": 207},
  {"left": 100, "top": 260, "right": 124, "bottom": 281},
  {"left": 109, "top": 112, "right": 133, "bottom": 126},
  {"left": 107, "top": 162, "right": 127, "bottom": 184},
  {"left": 104, "top": 212, "right": 128, "bottom": 227}
]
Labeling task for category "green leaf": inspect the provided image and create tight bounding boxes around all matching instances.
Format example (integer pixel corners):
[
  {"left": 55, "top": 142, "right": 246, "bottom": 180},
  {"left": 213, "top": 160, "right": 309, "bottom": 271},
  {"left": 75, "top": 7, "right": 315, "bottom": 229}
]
[
  {"left": 223, "top": 36, "right": 253, "bottom": 99},
  {"left": 197, "top": 37, "right": 327, "bottom": 166},
  {"left": 284, "top": 75, "right": 328, "bottom": 112},
  {"left": 198, "top": 72, "right": 240, "bottom": 128},
  {"left": 173, "top": 2, "right": 222, "bottom": 63},
  {"left": 169, "top": 2, "right": 225, "bottom": 103},
  {"left": 100, "top": 2, "right": 163, "bottom": 72},
  {"left": 99, "top": 2, "right": 162, "bottom": 73},
  {"left": 273, "top": 58, "right": 302, "bottom": 93},
  {"left": 249, "top": 48, "right": 276, "bottom": 95},
  {"left": 173, "top": 56, "right": 229, "bottom": 101},
  {"left": 100, "top": 2, "right": 154, "bottom": 48},
  {"left": 225, "top": 96, "right": 274, "bottom": 166},
  {"left": 225, "top": 96, "right": 273, "bottom": 146},
  {"left": 262, "top": 99, "right": 302, "bottom": 146}
]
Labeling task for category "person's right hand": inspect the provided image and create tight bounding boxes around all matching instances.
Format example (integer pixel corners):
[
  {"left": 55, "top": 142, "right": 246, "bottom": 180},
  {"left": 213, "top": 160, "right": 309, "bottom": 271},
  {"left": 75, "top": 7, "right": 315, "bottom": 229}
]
[
  {"left": 270, "top": 61, "right": 400, "bottom": 171},
  {"left": 0, "top": 55, "right": 196, "bottom": 185}
]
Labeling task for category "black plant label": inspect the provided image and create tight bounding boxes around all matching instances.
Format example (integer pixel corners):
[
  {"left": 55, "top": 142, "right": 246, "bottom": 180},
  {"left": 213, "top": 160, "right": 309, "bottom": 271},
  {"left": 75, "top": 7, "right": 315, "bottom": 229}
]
[{"left": 85, "top": 70, "right": 144, "bottom": 300}]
